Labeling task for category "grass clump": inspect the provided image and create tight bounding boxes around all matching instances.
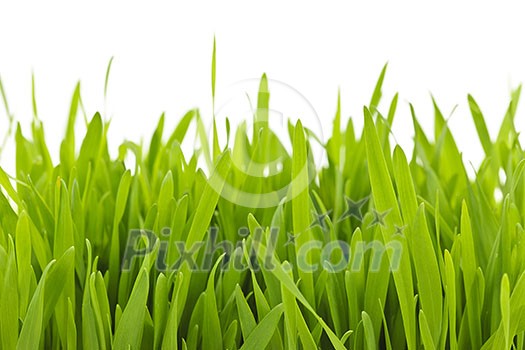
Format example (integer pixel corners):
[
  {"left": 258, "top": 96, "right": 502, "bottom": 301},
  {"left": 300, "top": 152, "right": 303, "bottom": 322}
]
[{"left": 1, "top": 58, "right": 525, "bottom": 349}]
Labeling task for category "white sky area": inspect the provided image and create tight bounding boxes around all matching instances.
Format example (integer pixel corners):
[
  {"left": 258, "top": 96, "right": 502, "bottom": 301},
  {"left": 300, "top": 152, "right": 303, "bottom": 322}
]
[{"left": 1, "top": 1, "right": 525, "bottom": 176}]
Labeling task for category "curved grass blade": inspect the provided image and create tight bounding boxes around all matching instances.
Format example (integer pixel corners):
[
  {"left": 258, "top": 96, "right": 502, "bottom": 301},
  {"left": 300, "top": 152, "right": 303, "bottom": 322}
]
[
  {"left": 364, "top": 108, "right": 416, "bottom": 349},
  {"left": 239, "top": 304, "right": 284, "bottom": 350}
]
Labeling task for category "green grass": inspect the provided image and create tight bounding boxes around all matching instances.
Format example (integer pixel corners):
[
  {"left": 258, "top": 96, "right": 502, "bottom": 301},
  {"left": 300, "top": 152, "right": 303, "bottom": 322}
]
[{"left": 2, "top": 54, "right": 525, "bottom": 350}]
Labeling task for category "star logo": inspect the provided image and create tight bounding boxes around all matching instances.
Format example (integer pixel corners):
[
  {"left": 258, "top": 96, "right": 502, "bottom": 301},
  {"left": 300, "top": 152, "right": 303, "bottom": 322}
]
[
  {"left": 394, "top": 224, "right": 407, "bottom": 236},
  {"left": 310, "top": 209, "right": 332, "bottom": 231},
  {"left": 285, "top": 231, "right": 299, "bottom": 247},
  {"left": 338, "top": 196, "right": 369, "bottom": 223},
  {"left": 368, "top": 208, "right": 391, "bottom": 228}
]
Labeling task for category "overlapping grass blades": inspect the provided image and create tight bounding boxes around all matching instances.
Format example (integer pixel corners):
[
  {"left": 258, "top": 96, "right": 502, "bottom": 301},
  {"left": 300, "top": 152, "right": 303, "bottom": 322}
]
[{"left": 1, "top": 58, "right": 525, "bottom": 349}]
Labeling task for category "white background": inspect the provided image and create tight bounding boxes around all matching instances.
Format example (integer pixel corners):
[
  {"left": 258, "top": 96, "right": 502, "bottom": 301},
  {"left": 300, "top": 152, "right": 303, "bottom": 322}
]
[{"left": 1, "top": 1, "right": 525, "bottom": 174}]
